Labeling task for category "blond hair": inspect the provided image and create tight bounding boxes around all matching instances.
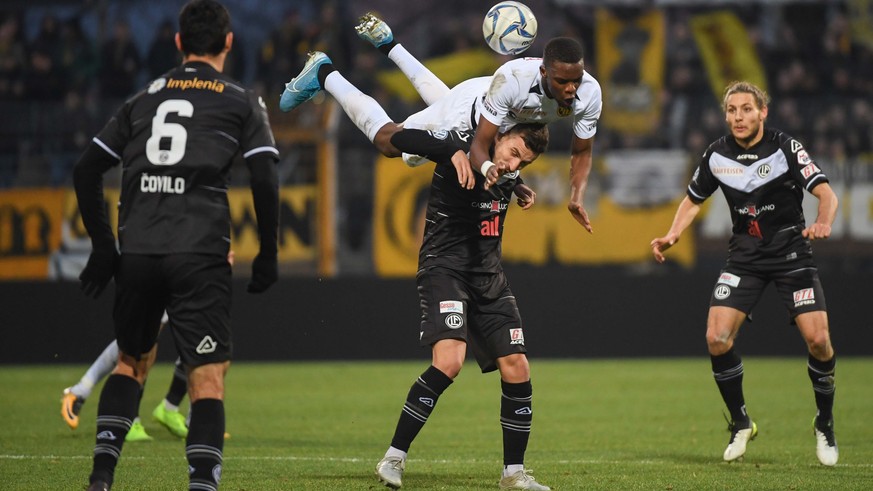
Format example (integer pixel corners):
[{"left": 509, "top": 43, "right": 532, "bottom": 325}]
[{"left": 722, "top": 81, "right": 770, "bottom": 111}]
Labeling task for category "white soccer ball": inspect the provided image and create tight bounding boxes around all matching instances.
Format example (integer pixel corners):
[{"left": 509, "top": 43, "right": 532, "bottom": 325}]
[{"left": 482, "top": 1, "right": 538, "bottom": 56}]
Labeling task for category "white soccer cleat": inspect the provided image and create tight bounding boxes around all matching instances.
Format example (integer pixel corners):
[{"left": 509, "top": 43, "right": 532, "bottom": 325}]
[
  {"left": 723, "top": 420, "right": 757, "bottom": 462},
  {"left": 814, "top": 417, "right": 839, "bottom": 466},
  {"left": 499, "top": 469, "right": 551, "bottom": 490},
  {"left": 355, "top": 13, "right": 394, "bottom": 48},
  {"left": 375, "top": 456, "right": 405, "bottom": 489}
]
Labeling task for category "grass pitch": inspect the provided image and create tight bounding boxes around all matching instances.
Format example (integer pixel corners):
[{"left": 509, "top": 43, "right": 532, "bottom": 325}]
[{"left": 1, "top": 358, "right": 872, "bottom": 490}]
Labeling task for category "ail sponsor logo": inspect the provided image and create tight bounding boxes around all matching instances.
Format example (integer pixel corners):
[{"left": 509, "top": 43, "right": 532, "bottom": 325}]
[
  {"left": 480, "top": 215, "right": 501, "bottom": 237},
  {"left": 509, "top": 328, "right": 525, "bottom": 345}
]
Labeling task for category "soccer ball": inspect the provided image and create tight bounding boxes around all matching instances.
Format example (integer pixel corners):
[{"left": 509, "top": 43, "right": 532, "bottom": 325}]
[{"left": 482, "top": 2, "right": 538, "bottom": 56}]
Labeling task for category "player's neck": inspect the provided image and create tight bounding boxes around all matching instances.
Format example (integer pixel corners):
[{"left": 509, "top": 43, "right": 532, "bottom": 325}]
[{"left": 183, "top": 53, "right": 226, "bottom": 73}]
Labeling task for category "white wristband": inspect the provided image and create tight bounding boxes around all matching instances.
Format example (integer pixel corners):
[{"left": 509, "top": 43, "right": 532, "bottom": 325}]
[{"left": 479, "top": 160, "right": 495, "bottom": 176}]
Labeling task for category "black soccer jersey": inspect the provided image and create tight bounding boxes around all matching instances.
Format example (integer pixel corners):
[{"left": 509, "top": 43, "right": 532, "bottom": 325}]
[
  {"left": 93, "top": 61, "right": 278, "bottom": 255},
  {"left": 413, "top": 130, "right": 522, "bottom": 273},
  {"left": 688, "top": 128, "right": 828, "bottom": 265}
]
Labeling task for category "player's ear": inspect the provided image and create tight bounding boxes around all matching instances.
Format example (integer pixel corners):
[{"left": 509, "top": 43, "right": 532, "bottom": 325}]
[
  {"left": 174, "top": 32, "right": 183, "bottom": 53},
  {"left": 225, "top": 32, "right": 233, "bottom": 52},
  {"left": 760, "top": 104, "right": 768, "bottom": 120}
]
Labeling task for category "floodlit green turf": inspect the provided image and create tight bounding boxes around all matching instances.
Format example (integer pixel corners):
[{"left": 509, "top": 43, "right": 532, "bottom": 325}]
[{"left": 1, "top": 358, "right": 871, "bottom": 490}]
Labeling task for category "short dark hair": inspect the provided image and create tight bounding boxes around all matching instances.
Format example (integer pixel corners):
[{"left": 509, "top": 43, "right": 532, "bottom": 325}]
[
  {"left": 508, "top": 123, "right": 549, "bottom": 155},
  {"left": 543, "top": 37, "right": 584, "bottom": 66},
  {"left": 178, "top": 0, "right": 230, "bottom": 56}
]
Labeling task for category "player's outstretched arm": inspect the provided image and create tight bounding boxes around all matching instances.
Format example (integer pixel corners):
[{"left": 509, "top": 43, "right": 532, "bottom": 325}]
[
  {"left": 469, "top": 118, "right": 500, "bottom": 190},
  {"left": 568, "top": 135, "right": 594, "bottom": 233},
  {"left": 651, "top": 196, "right": 700, "bottom": 264},
  {"left": 803, "top": 182, "right": 838, "bottom": 240}
]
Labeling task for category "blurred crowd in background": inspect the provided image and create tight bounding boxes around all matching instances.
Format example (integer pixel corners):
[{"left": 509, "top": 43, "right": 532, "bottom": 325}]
[{"left": 1, "top": 0, "right": 872, "bottom": 267}]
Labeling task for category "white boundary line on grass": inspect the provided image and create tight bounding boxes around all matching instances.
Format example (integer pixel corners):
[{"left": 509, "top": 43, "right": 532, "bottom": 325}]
[{"left": 2, "top": 454, "right": 872, "bottom": 468}]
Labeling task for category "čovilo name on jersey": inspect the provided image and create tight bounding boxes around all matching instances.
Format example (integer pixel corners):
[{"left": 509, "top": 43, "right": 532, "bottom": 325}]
[{"left": 141, "top": 173, "right": 185, "bottom": 194}]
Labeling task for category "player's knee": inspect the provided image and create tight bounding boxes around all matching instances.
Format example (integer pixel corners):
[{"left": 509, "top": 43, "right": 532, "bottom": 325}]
[
  {"left": 188, "top": 362, "right": 228, "bottom": 401},
  {"left": 374, "top": 125, "right": 402, "bottom": 157},
  {"left": 497, "top": 353, "right": 530, "bottom": 382},
  {"left": 705, "top": 329, "right": 732, "bottom": 354},
  {"left": 806, "top": 331, "right": 832, "bottom": 358},
  {"left": 434, "top": 360, "right": 463, "bottom": 379}
]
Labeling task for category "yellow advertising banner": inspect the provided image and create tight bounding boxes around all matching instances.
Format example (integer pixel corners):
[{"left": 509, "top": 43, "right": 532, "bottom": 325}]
[
  {"left": 595, "top": 8, "right": 665, "bottom": 135},
  {"left": 377, "top": 49, "right": 502, "bottom": 104},
  {"left": 0, "top": 186, "right": 317, "bottom": 280},
  {"left": 373, "top": 158, "right": 433, "bottom": 276},
  {"left": 0, "top": 188, "right": 65, "bottom": 279},
  {"left": 372, "top": 155, "right": 695, "bottom": 277},
  {"left": 228, "top": 186, "right": 317, "bottom": 262},
  {"left": 691, "top": 11, "right": 767, "bottom": 101}
]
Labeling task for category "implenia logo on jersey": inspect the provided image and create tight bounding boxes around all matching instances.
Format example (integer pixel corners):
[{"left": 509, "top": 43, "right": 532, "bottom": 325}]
[
  {"left": 557, "top": 106, "right": 572, "bottom": 117},
  {"left": 196, "top": 335, "right": 217, "bottom": 354},
  {"left": 509, "top": 328, "right": 525, "bottom": 345}
]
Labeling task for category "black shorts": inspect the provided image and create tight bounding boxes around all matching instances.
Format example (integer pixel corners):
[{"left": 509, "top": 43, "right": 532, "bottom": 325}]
[
  {"left": 710, "top": 259, "right": 827, "bottom": 320},
  {"left": 417, "top": 267, "right": 527, "bottom": 373},
  {"left": 113, "top": 253, "right": 232, "bottom": 367}
]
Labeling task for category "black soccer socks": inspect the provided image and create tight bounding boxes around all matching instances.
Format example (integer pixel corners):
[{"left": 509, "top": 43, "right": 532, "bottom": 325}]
[
  {"left": 90, "top": 374, "right": 141, "bottom": 487},
  {"left": 166, "top": 359, "right": 188, "bottom": 407},
  {"left": 390, "top": 365, "right": 454, "bottom": 452},
  {"left": 711, "top": 348, "right": 748, "bottom": 423},
  {"left": 187, "top": 398, "right": 225, "bottom": 491},
  {"left": 501, "top": 380, "right": 533, "bottom": 466},
  {"left": 808, "top": 354, "right": 836, "bottom": 422}
]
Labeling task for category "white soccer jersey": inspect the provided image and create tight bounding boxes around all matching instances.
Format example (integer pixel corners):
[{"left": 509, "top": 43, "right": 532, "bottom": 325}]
[
  {"left": 402, "top": 58, "right": 601, "bottom": 139},
  {"left": 401, "top": 77, "right": 491, "bottom": 132},
  {"left": 479, "top": 57, "right": 602, "bottom": 139}
]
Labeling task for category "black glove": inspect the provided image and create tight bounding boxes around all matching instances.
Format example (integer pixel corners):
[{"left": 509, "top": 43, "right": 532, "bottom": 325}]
[
  {"left": 247, "top": 252, "right": 277, "bottom": 293},
  {"left": 79, "top": 248, "right": 119, "bottom": 299}
]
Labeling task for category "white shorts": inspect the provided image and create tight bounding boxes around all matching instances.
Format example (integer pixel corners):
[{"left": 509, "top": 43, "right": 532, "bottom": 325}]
[{"left": 401, "top": 77, "right": 490, "bottom": 132}]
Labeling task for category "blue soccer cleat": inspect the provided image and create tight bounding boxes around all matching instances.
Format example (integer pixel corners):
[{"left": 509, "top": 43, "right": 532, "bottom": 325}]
[{"left": 279, "top": 51, "right": 332, "bottom": 112}]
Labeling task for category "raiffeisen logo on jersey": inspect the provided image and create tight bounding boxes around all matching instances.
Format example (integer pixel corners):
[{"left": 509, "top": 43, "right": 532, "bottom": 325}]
[{"left": 712, "top": 167, "right": 744, "bottom": 176}]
